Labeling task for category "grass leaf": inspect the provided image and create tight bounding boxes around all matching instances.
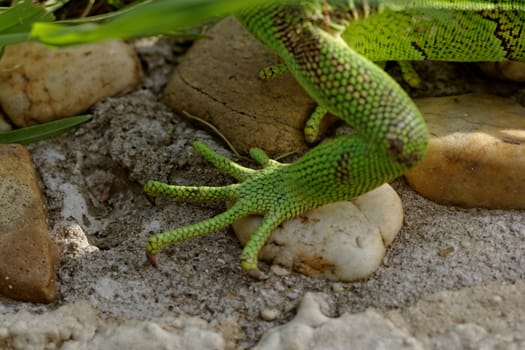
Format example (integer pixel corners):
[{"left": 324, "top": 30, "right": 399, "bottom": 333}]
[
  {"left": 0, "top": 114, "right": 92, "bottom": 144},
  {"left": 0, "top": 0, "right": 53, "bottom": 50},
  {"left": 31, "top": 0, "right": 300, "bottom": 45}
]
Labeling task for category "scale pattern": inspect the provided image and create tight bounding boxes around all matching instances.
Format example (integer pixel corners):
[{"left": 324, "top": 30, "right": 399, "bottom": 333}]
[{"left": 144, "top": 1, "right": 525, "bottom": 278}]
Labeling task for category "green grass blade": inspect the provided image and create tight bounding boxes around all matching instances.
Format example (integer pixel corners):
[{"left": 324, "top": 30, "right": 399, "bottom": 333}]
[
  {"left": 0, "top": 32, "right": 30, "bottom": 46},
  {"left": 0, "top": 0, "right": 53, "bottom": 52},
  {"left": 30, "top": 0, "right": 300, "bottom": 46},
  {"left": 0, "top": 114, "right": 92, "bottom": 145},
  {"left": 0, "top": 0, "right": 53, "bottom": 34}
]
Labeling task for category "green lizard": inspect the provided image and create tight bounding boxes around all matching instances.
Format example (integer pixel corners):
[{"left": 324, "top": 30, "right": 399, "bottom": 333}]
[{"left": 144, "top": 1, "right": 525, "bottom": 279}]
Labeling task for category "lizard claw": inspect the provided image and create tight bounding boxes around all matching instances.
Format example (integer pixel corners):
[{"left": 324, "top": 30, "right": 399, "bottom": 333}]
[
  {"left": 245, "top": 268, "right": 268, "bottom": 280},
  {"left": 146, "top": 250, "right": 158, "bottom": 268}
]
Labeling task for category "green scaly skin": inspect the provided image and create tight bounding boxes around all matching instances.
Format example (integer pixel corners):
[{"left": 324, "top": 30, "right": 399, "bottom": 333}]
[{"left": 145, "top": 1, "right": 525, "bottom": 279}]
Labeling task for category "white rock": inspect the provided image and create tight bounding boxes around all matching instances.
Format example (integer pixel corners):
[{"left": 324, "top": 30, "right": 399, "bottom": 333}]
[
  {"left": 85, "top": 321, "right": 224, "bottom": 350},
  {"left": 232, "top": 184, "right": 403, "bottom": 281},
  {"left": 0, "top": 40, "right": 142, "bottom": 127},
  {"left": 52, "top": 222, "right": 98, "bottom": 262},
  {"left": 254, "top": 293, "right": 423, "bottom": 350},
  {"left": 331, "top": 283, "right": 344, "bottom": 293},
  {"left": 260, "top": 308, "right": 280, "bottom": 322},
  {"left": 257, "top": 285, "right": 525, "bottom": 349},
  {"left": 0, "top": 302, "right": 97, "bottom": 350},
  {"left": 390, "top": 283, "right": 525, "bottom": 349},
  {"left": 0, "top": 302, "right": 225, "bottom": 350}
]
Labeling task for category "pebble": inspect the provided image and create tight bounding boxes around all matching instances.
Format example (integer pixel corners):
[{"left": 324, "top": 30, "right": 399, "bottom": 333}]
[
  {"left": 0, "top": 144, "right": 58, "bottom": 302},
  {"left": 332, "top": 283, "right": 344, "bottom": 293},
  {"left": 260, "top": 308, "right": 280, "bottom": 321},
  {"left": 232, "top": 184, "right": 403, "bottom": 281},
  {"left": 406, "top": 94, "right": 525, "bottom": 209},
  {"left": 164, "top": 17, "right": 336, "bottom": 157},
  {"left": 270, "top": 265, "right": 291, "bottom": 276},
  {"left": 0, "top": 40, "right": 143, "bottom": 127}
]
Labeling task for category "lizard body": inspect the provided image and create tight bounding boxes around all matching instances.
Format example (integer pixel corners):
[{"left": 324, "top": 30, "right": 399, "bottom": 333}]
[{"left": 145, "top": 1, "right": 525, "bottom": 278}]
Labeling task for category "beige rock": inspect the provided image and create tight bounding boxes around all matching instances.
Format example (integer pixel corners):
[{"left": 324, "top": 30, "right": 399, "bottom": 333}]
[
  {"left": 232, "top": 184, "right": 403, "bottom": 281},
  {"left": 479, "top": 61, "right": 525, "bottom": 82},
  {"left": 0, "top": 40, "right": 143, "bottom": 127},
  {"left": 164, "top": 17, "right": 336, "bottom": 157},
  {"left": 0, "top": 144, "right": 58, "bottom": 303},
  {"left": 406, "top": 94, "right": 525, "bottom": 209}
]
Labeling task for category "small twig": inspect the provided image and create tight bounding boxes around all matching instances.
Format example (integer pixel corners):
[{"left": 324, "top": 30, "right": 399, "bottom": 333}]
[
  {"left": 182, "top": 111, "right": 299, "bottom": 163},
  {"left": 182, "top": 110, "right": 242, "bottom": 158},
  {"left": 79, "top": 0, "right": 94, "bottom": 18},
  {"left": 273, "top": 151, "right": 298, "bottom": 161}
]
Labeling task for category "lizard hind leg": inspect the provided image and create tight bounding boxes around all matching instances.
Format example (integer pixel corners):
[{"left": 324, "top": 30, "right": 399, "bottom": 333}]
[
  {"left": 304, "top": 105, "right": 328, "bottom": 143},
  {"left": 397, "top": 61, "right": 425, "bottom": 89}
]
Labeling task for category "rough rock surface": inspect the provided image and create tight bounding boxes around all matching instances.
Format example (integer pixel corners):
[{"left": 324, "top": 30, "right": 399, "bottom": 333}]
[
  {"left": 406, "top": 94, "right": 525, "bottom": 209},
  {"left": 392, "top": 283, "right": 525, "bottom": 349},
  {"left": 255, "top": 284, "right": 525, "bottom": 349},
  {"left": 0, "top": 302, "right": 226, "bottom": 350},
  {"left": 0, "top": 40, "right": 143, "bottom": 127},
  {"left": 0, "top": 144, "right": 58, "bottom": 303},
  {"left": 233, "top": 184, "right": 403, "bottom": 281},
  {"left": 164, "top": 17, "right": 336, "bottom": 157}
]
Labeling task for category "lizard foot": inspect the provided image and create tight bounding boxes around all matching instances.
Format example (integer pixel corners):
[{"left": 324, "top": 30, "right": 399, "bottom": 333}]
[
  {"left": 144, "top": 132, "right": 410, "bottom": 278},
  {"left": 144, "top": 141, "right": 296, "bottom": 278}
]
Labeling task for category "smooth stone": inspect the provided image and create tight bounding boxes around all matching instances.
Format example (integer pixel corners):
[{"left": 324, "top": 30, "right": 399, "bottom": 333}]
[
  {"left": 406, "top": 94, "right": 525, "bottom": 209},
  {"left": 164, "top": 17, "right": 336, "bottom": 157},
  {"left": 0, "top": 144, "right": 58, "bottom": 303},
  {"left": 0, "top": 40, "right": 143, "bottom": 127},
  {"left": 232, "top": 184, "right": 403, "bottom": 281}
]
